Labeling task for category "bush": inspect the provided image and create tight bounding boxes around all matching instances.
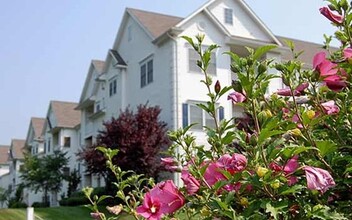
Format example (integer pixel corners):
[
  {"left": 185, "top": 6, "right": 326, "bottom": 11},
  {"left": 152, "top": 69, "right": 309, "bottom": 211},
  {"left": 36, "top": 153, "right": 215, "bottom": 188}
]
[
  {"left": 32, "top": 202, "right": 49, "bottom": 208},
  {"left": 8, "top": 200, "right": 27, "bottom": 208},
  {"left": 59, "top": 196, "right": 89, "bottom": 206}
]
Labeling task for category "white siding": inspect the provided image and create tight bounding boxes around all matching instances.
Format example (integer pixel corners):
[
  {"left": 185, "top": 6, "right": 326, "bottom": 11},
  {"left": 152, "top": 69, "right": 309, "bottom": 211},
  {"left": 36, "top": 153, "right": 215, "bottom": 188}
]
[{"left": 208, "top": 0, "right": 272, "bottom": 42}]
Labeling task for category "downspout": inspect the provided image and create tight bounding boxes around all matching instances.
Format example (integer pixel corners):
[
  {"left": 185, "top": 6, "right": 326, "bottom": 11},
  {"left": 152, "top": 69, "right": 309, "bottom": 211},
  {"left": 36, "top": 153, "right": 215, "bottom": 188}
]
[{"left": 167, "top": 31, "right": 180, "bottom": 186}]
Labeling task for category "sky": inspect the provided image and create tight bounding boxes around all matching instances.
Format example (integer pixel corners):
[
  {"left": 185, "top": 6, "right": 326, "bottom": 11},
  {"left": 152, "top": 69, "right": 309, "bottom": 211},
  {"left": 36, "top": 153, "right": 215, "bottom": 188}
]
[{"left": 0, "top": 0, "right": 336, "bottom": 144}]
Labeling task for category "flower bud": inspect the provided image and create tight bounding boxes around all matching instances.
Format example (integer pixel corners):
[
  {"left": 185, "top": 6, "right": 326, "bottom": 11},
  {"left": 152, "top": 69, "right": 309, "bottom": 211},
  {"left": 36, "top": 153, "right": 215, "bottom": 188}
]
[
  {"left": 232, "top": 80, "right": 243, "bottom": 93},
  {"left": 258, "top": 63, "right": 267, "bottom": 74},
  {"left": 214, "top": 80, "right": 221, "bottom": 94},
  {"left": 306, "top": 110, "right": 316, "bottom": 119},
  {"left": 270, "top": 180, "right": 281, "bottom": 189},
  {"left": 290, "top": 128, "right": 302, "bottom": 137},
  {"left": 256, "top": 166, "right": 269, "bottom": 178},
  {"left": 239, "top": 197, "right": 249, "bottom": 207}
]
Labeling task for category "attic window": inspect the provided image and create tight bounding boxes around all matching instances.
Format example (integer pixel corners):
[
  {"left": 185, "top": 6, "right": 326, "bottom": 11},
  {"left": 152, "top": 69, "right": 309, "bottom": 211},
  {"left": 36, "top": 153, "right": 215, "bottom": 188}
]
[{"left": 224, "top": 8, "right": 233, "bottom": 25}]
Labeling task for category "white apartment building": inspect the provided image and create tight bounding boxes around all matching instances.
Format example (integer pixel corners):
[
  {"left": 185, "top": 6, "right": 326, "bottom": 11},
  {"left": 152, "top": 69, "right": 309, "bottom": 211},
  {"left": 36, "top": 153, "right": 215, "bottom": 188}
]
[{"left": 78, "top": 0, "right": 323, "bottom": 185}]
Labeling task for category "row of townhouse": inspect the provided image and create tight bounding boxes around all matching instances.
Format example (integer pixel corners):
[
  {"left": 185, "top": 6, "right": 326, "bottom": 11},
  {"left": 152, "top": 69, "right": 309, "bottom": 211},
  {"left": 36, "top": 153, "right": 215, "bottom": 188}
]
[{"left": 0, "top": 0, "right": 324, "bottom": 207}]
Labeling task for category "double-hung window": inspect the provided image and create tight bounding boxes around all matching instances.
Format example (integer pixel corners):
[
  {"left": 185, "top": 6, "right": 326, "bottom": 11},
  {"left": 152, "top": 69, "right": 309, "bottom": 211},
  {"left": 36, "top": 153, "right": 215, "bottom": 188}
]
[
  {"left": 188, "top": 48, "right": 216, "bottom": 75},
  {"left": 182, "top": 102, "right": 224, "bottom": 130},
  {"left": 140, "top": 58, "right": 153, "bottom": 88},
  {"left": 109, "top": 77, "right": 117, "bottom": 97}
]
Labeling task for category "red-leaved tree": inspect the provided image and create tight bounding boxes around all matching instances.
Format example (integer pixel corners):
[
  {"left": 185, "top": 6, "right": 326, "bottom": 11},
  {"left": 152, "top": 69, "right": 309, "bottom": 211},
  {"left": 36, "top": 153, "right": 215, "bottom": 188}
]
[{"left": 79, "top": 104, "right": 170, "bottom": 182}]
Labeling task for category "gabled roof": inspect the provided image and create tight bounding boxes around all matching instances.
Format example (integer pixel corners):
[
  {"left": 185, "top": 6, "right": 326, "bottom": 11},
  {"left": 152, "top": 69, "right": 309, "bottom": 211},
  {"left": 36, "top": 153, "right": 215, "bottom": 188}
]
[
  {"left": 277, "top": 36, "right": 329, "bottom": 67},
  {"left": 127, "top": 8, "right": 182, "bottom": 39},
  {"left": 50, "top": 101, "right": 81, "bottom": 128},
  {"left": 31, "top": 117, "right": 45, "bottom": 139},
  {"left": 92, "top": 60, "right": 105, "bottom": 74},
  {"left": 122, "top": 6, "right": 326, "bottom": 65},
  {"left": 10, "top": 139, "right": 26, "bottom": 160},
  {"left": 78, "top": 60, "right": 105, "bottom": 105},
  {"left": 0, "top": 145, "right": 9, "bottom": 164},
  {"left": 109, "top": 49, "right": 127, "bottom": 66}
]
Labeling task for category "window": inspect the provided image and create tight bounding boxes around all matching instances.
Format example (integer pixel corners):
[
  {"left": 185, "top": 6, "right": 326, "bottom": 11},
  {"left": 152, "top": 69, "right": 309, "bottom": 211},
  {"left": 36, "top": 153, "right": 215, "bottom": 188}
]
[
  {"left": 140, "top": 59, "right": 153, "bottom": 88},
  {"left": 224, "top": 8, "right": 233, "bottom": 25},
  {"left": 47, "top": 138, "right": 51, "bottom": 153},
  {"left": 62, "top": 167, "right": 70, "bottom": 177},
  {"left": 109, "top": 78, "right": 117, "bottom": 96},
  {"left": 188, "top": 48, "right": 216, "bottom": 75},
  {"left": 182, "top": 102, "right": 224, "bottom": 130},
  {"left": 64, "top": 137, "right": 71, "bottom": 147}
]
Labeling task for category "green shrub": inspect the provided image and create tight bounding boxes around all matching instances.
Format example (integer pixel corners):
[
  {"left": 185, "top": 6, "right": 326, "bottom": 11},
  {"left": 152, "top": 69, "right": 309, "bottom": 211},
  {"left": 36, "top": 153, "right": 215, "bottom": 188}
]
[{"left": 32, "top": 202, "right": 49, "bottom": 208}]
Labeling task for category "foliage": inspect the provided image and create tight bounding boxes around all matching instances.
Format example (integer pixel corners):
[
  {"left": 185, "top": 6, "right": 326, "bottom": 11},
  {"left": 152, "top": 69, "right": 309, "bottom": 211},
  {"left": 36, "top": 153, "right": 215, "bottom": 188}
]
[
  {"left": 66, "top": 169, "right": 82, "bottom": 198},
  {"left": 85, "top": 1, "right": 352, "bottom": 219},
  {"left": 0, "top": 187, "right": 9, "bottom": 208},
  {"left": 20, "top": 151, "right": 69, "bottom": 204},
  {"left": 7, "top": 183, "right": 26, "bottom": 208},
  {"left": 78, "top": 104, "right": 170, "bottom": 180}
]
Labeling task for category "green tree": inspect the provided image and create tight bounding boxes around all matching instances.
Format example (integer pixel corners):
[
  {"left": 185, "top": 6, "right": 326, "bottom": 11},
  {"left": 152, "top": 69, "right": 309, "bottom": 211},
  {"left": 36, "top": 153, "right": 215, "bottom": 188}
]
[
  {"left": 0, "top": 187, "right": 9, "bottom": 208},
  {"left": 20, "top": 152, "right": 69, "bottom": 205}
]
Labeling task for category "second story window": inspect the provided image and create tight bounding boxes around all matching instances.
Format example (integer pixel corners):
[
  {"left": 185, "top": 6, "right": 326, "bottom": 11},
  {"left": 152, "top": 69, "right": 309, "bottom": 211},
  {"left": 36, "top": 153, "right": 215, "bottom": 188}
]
[
  {"left": 109, "top": 78, "right": 117, "bottom": 97},
  {"left": 224, "top": 8, "right": 233, "bottom": 25},
  {"left": 47, "top": 138, "right": 51, "bottom": 153},
  {"left": 140, "top": 59, "right": 153, "bottom": 88},
  {"left": 182, "top": 102, "right": 224, "bottom": 130},
  {"left": 189, "top": 48, "right": 216, "bottom": 75},
  {"left": 64, "top": 137, "right": 71, "bottom": 147}
]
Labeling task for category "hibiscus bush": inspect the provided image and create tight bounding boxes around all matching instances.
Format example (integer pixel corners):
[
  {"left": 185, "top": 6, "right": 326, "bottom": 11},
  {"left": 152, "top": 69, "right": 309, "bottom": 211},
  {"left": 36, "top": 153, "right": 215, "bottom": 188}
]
[{"left": 85, "top": 0, "right": 352, "bottom": 219}]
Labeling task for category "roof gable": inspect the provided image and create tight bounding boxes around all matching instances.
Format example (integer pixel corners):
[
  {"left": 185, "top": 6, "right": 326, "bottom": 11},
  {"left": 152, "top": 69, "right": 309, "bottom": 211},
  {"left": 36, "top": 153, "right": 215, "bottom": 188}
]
[
  {"left": 10, "top": 139, "right": 25, "bottom": 160},
  {"left": 31, "top": 117, "right": 45, "bottom": 139},
  {"left": 49, "top": 101, "right": 80, "bottom": 129},
  {"left": 127, "top": 8, "right": 182, "bottom": 39},
  {"left": 0, "top": 145, "right": 9, "bottom": 164},
  {"left": 78, "top": 60, "right": 105, "bottom": 105}
]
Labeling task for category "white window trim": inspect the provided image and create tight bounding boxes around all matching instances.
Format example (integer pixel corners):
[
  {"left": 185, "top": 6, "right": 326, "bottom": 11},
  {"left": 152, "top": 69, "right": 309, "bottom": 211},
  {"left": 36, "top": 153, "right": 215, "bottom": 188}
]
[
  {"left": 140, "top": 55, "right": 154, "bottom": 88},
  {"left": 187, "top": 45, "right": 217, "bottom": 75},
  {"left": 109, "top": 76, "right": 117, "bottom": 97}
]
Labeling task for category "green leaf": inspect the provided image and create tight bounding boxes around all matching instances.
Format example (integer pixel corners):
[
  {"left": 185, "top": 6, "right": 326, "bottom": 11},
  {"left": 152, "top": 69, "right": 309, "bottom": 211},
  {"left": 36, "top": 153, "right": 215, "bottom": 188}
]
[
  {"left": 279, "top": 184, "right": 305, "bottom": 195},
  {"left": 265, "top": 202, "right": 279, "bottom": 220},
  {"left": 253, "top": 45, "right": 277, "bottom": 60},
  {"left": 316, "top": 140, "right": 337, "bottom": 157},
  {"left": 97, "top": 195, "right": 112, "bottom": 204},
  {"left": 258, "top": 129, "right": 285, "bottom": 145}
]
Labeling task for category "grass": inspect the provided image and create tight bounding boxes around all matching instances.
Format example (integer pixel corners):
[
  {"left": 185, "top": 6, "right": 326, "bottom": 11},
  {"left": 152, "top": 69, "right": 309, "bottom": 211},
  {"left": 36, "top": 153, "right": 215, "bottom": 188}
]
[{"left": 0, "top": 206, "right": 133, "bottom": 220}]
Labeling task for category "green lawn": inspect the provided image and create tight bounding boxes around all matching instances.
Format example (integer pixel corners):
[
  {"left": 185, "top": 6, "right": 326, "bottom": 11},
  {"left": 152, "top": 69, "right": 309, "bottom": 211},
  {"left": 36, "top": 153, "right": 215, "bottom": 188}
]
[{"left": 0, "top": 206, "right": 133, "bottom": 220}]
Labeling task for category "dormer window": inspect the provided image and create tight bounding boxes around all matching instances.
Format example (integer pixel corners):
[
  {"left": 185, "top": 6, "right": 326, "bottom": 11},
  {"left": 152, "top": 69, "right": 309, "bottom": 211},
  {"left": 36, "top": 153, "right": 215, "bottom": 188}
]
[
  {"left": 109, "top": 77, "right": 117, "bottom": 97},
  {"left": 224, "top": 8, "right": 233, "bottom": 25}
]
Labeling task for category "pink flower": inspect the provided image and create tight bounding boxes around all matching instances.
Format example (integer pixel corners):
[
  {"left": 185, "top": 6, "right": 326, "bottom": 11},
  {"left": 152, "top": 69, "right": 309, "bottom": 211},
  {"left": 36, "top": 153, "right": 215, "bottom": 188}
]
[
  {"left": 276, "top": 83, "right": 309, "bottom": 97},
  {"left": 181, "top": 168, "right": 200, "bottom": 195},
  {"left": 324, "top": 75, "right": 347, "bottom": 91},
  {"left": 292, "top": 114, "right": 303, "bottom": 129},
  {"left": 313, "top": 52, "right": 338, "bottom": 77},
  {"left": 228, "top": 91, "right": 246, "bottom": 103},
  {"left": 284, "top": 155, "right": 299, "bottom": 174},
  {"left": 269, "top": 162, "right": 282, "bottom": 172},
  {"left": 161, "top": 157, "right": 179, "bottom": 172},
  {"left": 90, "top": 212, "right": 103, "bottom": 220},
  {"left": 343, "top": 48, "right": 352, "bottom": 59},
  {"left": 319, "top": 6, "right": 343, "bottom": 24},
  {"left": 287, "top": 176, "right": 298, "bottom": 186},
  {"left": 218, "top": 153, "right": 247, "bottom": 174},
  {"left": 223, "top": 182, "right": 241, "bottom": 192},
  {"left": 321, "top": 100, "right": 339, "bottom": 115},
  {"left": 203, "top": 162, "right": 227, "bottom": 186},
  {"left": 304, "top": 166, "right": 335, "bottom": 193},
  {"left": 136, "top": 192, "right": 162, "bottom": 220},
  {"left": 136, "top": 180, "right": 185, "bottom": 219}
]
